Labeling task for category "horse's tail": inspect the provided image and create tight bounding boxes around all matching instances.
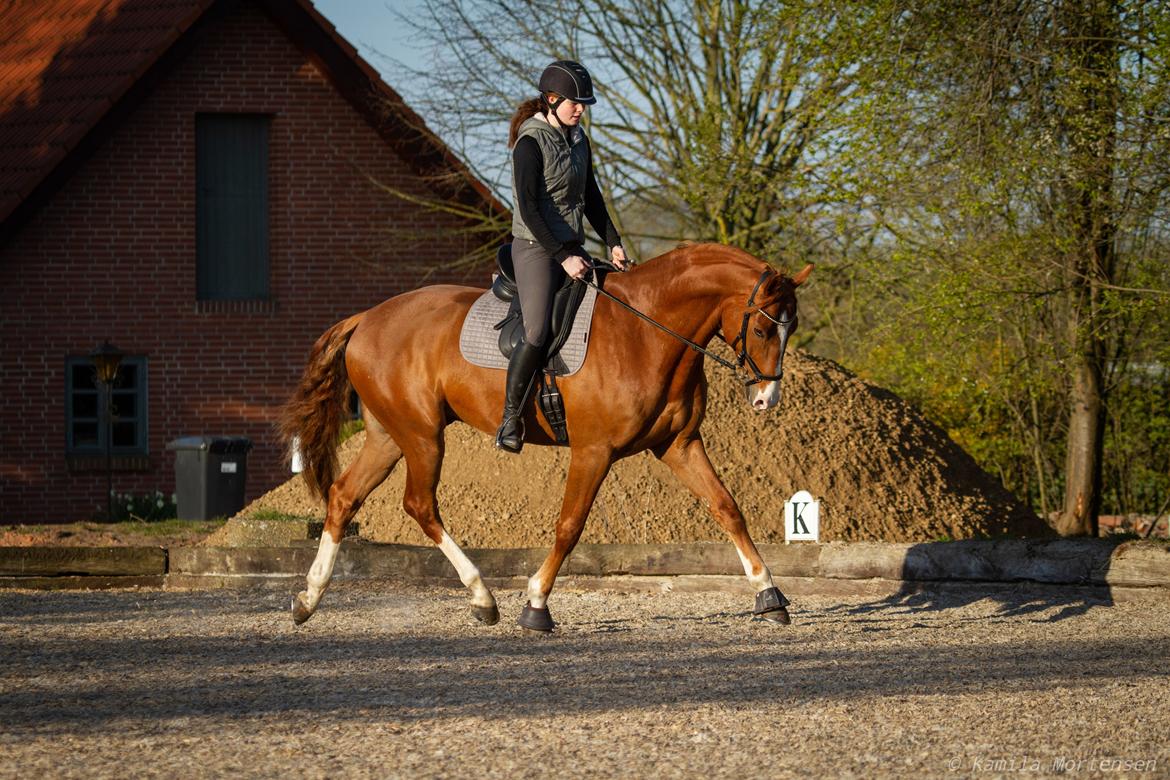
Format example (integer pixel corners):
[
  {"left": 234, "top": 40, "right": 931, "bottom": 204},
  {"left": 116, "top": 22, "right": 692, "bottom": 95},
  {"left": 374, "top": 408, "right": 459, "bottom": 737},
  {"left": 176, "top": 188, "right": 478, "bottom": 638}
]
[{"left": 278, "top": 312, "right": 365, "bottom": 502}]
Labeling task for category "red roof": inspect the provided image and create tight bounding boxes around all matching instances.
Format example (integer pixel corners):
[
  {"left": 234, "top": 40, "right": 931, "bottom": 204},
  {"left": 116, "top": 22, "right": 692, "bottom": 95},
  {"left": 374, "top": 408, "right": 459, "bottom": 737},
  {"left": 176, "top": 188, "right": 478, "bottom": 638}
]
[
  {"left": 0, "top": 0, "right": 213, "bottom": 222},
  {"left": 0, "top": 0, "right": 506, "bottom": 233}
]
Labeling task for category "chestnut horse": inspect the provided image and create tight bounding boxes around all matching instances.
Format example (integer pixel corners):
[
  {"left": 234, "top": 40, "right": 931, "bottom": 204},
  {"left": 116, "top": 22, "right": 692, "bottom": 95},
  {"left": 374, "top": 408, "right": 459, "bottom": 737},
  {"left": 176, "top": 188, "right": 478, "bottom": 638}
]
[{"left": 282, "top": 242, "right": 812, "bottom": 630}]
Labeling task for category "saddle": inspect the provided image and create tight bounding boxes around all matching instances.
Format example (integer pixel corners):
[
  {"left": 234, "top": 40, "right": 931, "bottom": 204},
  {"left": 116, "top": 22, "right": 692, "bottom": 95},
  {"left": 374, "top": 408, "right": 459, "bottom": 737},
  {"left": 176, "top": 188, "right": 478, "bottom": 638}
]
[
  {"left": 491, "top": 244, "right": 603, "bottom": 444},
  {"left": 491, "top": 245, "right": 596, "bottom": 368}
]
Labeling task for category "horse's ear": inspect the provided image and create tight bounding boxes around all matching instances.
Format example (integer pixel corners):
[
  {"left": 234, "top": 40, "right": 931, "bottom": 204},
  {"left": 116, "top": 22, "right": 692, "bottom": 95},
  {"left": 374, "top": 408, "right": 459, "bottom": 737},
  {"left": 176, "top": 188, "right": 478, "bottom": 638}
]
[{"left": 792, "top": 263, "right": 814, "bottom": 287}]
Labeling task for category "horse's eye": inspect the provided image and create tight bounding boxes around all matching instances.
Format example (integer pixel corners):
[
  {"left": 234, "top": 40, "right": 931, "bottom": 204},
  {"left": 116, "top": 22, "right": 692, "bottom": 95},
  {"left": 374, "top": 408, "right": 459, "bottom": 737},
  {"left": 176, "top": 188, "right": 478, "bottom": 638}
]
[{"left": 753, "top": 327, "right": 765, "bottom": 338}]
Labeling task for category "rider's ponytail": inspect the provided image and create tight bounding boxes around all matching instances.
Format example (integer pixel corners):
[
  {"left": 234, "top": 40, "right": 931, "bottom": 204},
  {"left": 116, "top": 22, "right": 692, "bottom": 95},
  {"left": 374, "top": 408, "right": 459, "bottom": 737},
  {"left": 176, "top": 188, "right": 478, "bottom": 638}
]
[{"left": 508, "top": 96, "right": 548, "bottom": 148}]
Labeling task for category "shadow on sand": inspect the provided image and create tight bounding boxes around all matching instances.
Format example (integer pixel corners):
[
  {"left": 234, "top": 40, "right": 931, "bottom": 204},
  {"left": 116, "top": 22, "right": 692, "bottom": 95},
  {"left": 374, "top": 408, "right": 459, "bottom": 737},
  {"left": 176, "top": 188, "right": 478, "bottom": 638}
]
[{"left": 824, "top": 538, "right": 1131, "bottom": 622}]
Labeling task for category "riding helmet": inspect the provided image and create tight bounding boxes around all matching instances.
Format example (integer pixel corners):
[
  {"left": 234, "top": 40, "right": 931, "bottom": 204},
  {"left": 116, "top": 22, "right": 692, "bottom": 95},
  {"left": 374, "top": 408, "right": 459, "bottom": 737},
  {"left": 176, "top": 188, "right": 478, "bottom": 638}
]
[{"left": 538, "top": 60, "right": 596, "bottom": 105}]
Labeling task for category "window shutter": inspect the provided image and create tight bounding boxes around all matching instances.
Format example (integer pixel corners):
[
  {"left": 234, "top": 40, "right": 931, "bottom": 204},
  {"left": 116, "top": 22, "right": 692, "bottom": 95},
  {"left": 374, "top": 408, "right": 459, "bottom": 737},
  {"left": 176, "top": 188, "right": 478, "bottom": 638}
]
[{"left": 196, "top": 114, "right": 270, "bottom": 300}]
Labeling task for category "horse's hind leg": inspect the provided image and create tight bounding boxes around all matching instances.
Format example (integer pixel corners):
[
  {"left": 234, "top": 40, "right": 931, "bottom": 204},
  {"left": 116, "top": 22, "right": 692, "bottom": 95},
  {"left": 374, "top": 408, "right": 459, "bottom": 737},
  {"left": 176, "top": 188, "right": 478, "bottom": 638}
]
[
  {"left": 656, "top": 435, "right": 791, "bottom": 624},
  {"left": 399, "top": 432, "right": 499, "bottom": 625},
  {"left": 292, "top": 416, "right": 402, "bottom": 625}
]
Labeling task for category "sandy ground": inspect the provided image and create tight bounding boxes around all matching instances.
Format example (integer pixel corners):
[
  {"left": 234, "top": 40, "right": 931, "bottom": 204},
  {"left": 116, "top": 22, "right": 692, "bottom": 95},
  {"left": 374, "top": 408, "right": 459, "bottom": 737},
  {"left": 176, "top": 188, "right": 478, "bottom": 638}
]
[{"left": 1, "top": 581, "right": 1166, "bottom": 779}]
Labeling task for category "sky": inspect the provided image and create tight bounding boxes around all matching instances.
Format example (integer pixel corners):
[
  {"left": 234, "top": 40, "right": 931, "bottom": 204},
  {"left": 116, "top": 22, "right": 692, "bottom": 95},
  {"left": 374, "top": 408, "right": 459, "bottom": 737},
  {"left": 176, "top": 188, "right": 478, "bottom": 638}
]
[
  {"left": 310, "top": 0, "right": 507, "bottom": 187},
  {"left": 311, "top": 0, "right": 430, "bottom": 90}
]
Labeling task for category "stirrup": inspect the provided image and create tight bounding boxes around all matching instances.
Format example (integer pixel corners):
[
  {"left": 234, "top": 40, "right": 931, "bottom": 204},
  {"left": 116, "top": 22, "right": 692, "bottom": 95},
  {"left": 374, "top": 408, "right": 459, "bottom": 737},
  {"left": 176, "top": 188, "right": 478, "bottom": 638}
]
[{"left": 495, "top": 415, "right": 525, "bottom": 453}]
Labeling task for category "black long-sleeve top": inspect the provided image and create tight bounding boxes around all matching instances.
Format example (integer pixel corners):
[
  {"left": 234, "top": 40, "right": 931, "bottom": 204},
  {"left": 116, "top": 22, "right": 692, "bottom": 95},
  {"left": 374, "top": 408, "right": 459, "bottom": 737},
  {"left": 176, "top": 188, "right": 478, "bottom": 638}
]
[{"left": 513, "top": 133, "right": 622, "bottom": 263}]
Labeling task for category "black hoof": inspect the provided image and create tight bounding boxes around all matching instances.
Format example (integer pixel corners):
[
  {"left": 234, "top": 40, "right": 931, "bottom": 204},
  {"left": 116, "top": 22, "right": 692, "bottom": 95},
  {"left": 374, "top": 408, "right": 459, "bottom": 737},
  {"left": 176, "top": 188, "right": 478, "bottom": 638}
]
[
  {"left": 518, "top": 602, "right": 555, "bottom": 632},
  {"left": 291, "top": 594, "right": 315, "bottom": 626},
  {"left": 473, "top": 604, "right": 500, "bottom": 625},
  {"left": 752, "top": 587, "right": 791, "bottom": 625},
  {"left": 757, "top": 607, "right": 791, "bottom": 625}
]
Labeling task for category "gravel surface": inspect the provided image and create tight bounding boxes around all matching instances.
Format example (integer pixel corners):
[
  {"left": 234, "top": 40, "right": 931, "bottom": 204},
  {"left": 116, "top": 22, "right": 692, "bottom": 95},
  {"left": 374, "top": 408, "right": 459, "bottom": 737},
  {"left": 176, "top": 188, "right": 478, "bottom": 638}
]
[{"left": 2, "top": 581, "right": 1166, "bottom": 779}]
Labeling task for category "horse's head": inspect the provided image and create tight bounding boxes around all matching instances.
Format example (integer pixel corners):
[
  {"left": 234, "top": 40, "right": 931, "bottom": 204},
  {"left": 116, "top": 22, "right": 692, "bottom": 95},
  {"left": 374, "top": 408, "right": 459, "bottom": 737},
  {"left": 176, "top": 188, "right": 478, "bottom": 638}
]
[{"left": 724, "top": 262, "right": 813, "bottom": 411}]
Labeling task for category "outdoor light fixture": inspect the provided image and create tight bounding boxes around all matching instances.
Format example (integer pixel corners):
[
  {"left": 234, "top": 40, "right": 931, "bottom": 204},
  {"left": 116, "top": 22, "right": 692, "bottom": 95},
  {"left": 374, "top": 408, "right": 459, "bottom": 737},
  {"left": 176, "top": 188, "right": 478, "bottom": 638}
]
[
  {"left": 90, "top": 341, "right": 124, "bottom": 522},
  {"left": 91, "top": 341, "right": 124, "bottom": 385}
]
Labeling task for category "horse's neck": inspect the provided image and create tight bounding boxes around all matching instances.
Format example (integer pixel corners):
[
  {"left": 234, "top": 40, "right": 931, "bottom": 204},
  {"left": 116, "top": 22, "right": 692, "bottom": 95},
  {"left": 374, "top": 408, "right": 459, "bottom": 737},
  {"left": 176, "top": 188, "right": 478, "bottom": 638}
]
[{"left": 608, "top": 249, "right": 755, "bottom": 346}]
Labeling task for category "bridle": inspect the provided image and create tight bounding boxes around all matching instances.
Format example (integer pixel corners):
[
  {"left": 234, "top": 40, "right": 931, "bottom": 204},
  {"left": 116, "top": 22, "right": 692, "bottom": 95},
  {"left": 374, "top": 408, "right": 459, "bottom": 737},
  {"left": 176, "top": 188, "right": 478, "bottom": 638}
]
[
  {"left": 727, "top": 268, "right": 796, "bottom": 385},
  {"left": 581, "top": 266, "right": 796, "bottom": 387}
]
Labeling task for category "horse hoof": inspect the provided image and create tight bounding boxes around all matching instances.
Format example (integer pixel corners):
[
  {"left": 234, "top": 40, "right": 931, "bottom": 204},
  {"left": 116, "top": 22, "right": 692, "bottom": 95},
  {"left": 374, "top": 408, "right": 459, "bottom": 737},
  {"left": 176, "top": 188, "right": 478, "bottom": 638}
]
[
  {"left": 291, "top": 593, "right": 315, "bottom": 626},
  {"left": 752, "top": 587, "right": 791, "bottom": 625},
  {"left": 517, "top": 602, "right": 555, "bottom": 632},
  {"left": 473, "top": 604, "right": 500, "bottom": 625},
  {"left": 757, "top": 607, "right": 791, "bottom": 625}
]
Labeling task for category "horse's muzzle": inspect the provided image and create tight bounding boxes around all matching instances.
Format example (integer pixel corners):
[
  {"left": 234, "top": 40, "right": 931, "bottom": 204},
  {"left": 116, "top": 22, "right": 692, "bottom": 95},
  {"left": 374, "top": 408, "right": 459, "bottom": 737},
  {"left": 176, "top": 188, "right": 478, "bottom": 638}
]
[{"left": 749, "top": 380, "right": 781, "bottom": 411}]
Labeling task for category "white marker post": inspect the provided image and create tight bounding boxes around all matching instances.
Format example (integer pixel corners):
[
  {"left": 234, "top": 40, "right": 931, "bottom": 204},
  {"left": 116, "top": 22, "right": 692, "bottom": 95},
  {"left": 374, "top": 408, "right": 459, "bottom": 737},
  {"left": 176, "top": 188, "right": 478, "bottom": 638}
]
[
  {"left": 784, "top": 490, "right": 820, "bottom": 543},
  {"left": 290, "top": 436, "right": 304, "bottom": 474}
]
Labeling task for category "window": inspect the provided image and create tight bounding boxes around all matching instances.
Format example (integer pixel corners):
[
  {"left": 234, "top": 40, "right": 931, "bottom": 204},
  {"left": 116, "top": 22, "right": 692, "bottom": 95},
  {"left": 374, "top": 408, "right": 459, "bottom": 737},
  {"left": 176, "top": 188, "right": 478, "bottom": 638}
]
[
  {"left": 66, "top": 356, "right": 148, "bottom": 456},
  {"left": 196, "top": 114, "right": 271, "bottom": 300}
]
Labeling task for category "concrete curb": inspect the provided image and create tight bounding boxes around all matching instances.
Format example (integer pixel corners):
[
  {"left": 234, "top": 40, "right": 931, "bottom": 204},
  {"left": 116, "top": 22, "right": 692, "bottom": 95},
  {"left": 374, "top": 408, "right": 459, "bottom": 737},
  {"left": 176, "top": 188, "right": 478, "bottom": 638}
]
[{"left": 2, "top": 539, "right": 1167, "bottom": 593}]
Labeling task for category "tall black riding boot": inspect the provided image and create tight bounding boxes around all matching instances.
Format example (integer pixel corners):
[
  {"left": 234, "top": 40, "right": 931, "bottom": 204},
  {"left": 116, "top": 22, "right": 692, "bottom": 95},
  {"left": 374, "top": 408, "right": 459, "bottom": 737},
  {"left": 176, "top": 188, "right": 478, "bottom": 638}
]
[{"left": 495, "top": 338, "right": 544, "bottom": 453}]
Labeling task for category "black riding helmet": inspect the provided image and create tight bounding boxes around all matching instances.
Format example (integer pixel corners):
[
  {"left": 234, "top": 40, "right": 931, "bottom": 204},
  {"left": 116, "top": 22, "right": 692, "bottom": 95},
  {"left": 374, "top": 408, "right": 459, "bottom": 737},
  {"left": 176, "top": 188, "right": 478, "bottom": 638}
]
[{"left": 538, "top": 60, "right": 596, "bottom": 105}]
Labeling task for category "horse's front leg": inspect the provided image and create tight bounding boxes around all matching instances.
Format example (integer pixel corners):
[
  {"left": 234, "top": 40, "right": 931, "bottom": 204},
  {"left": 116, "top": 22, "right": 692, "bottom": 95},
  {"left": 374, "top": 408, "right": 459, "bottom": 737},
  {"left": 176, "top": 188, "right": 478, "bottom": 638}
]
[
  {"left": 657, "top": 435, "right": 791, "bottom": 624},
  {"left": 519, "top": 446, "right": 613, "bottom": 632}
]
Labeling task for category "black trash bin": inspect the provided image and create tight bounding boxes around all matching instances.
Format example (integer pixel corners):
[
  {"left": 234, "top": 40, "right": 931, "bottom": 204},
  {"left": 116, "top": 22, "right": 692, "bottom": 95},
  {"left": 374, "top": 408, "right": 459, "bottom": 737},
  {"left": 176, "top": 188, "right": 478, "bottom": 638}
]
[{"left": 166, "top": 436, "right": 253, "bottom": 520}]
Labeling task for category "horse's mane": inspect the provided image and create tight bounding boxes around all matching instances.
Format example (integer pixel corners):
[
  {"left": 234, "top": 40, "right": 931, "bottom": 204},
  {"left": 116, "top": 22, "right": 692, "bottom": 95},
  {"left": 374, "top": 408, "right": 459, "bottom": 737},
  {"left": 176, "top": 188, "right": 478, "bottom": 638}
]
[
  {"left": 614, "top": 243, "right": 777, "bottom": 299},
  {"left": 613, "top": 243, "right": 802, "bottom": 317},
  {"left": 630, "top": 242, "right": 763, "bottom": 275}
]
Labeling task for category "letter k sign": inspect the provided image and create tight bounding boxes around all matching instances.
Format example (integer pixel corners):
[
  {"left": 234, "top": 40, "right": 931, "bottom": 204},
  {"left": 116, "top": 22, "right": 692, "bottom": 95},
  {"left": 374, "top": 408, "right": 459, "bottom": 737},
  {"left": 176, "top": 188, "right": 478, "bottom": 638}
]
[
  {"left": 791, "top": 502, "right": 811, "bottom": 535},
  {"left": 784, "top": 490, "right": 819, "bottom": 542}
]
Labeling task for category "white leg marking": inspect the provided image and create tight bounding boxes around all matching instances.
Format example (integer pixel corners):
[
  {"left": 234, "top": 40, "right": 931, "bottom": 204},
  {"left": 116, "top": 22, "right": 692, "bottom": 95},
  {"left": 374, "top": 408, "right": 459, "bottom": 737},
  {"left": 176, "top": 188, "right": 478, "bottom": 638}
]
[
  {"left": 526, "top": 575, "right": 547, "bottom": 609},
  {"left": 301, "top": 533, "right": 340, "bottom": 613},
  {"left": 438, "top": 531, "right": 495, "bottom": 608},
  {"left": 735, "top": 547, "right": 775, "bottom": 593}
]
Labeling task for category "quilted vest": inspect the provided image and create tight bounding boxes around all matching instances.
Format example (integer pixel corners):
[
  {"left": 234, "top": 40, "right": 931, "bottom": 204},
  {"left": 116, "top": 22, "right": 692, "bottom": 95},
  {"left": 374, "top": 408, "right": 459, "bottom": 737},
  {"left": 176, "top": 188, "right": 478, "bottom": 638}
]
[{"left": 511, "top": 115, "right": 590, "bottom": 245}]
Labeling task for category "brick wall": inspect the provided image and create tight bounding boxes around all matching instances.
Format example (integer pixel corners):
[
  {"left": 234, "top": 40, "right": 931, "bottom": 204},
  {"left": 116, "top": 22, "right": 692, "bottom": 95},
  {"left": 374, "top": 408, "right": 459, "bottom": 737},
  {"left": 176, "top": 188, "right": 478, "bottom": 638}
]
[{"left": 0, "top": 2, "right": 492, "bottom": 523}]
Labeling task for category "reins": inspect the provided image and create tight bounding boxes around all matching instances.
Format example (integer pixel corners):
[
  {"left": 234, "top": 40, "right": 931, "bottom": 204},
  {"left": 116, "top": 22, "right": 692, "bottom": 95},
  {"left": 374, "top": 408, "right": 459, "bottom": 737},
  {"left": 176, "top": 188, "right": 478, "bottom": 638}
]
[
  {"left": 580, "top": 263, "right": 791, "bottom": 386},
  {"left": 579, "top": 274, "right": 742, "bottom": 374}
]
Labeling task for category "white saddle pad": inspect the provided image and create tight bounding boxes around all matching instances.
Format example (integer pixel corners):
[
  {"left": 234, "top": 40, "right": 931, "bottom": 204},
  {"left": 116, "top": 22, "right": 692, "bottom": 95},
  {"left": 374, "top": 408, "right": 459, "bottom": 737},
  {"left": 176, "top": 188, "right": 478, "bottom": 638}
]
[{"left": 458, "top": 283, "right": 599, "bottom": 375}]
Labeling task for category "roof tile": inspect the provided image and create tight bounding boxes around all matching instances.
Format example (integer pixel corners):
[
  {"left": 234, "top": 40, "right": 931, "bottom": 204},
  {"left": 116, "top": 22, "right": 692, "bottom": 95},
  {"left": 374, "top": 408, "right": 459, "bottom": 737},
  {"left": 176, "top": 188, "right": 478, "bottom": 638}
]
[
  {"left": 0, "top": 0, "right": 507, "bottom": 232},
  {"left": 0, "top": 0, "right": 210, "bottom": 220}
]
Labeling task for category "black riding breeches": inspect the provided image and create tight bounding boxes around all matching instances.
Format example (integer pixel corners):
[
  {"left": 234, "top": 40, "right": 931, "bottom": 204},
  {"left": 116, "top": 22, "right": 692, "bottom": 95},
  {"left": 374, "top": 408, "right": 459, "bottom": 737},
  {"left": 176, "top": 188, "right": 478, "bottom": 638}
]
[{"left": 511, "top": 239, "right": 568, "bottom": 348}]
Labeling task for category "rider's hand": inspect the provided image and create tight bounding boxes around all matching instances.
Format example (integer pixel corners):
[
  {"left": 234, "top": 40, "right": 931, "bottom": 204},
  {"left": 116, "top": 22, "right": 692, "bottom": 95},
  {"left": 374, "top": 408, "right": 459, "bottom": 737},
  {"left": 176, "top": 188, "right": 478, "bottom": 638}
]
[
  {"left": 610, "top": 245, "right": 628, "bottom": 271},
  {"left": 562, "top": 255, "right": 590, "bottom": 280}
]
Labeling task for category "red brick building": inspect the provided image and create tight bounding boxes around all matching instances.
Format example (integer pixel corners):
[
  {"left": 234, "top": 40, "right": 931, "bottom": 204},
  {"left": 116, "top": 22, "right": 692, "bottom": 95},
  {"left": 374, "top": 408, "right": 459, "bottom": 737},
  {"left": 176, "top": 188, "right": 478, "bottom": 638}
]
[{"left": 0, "top": 0, "right": 506, "bottom": 523}]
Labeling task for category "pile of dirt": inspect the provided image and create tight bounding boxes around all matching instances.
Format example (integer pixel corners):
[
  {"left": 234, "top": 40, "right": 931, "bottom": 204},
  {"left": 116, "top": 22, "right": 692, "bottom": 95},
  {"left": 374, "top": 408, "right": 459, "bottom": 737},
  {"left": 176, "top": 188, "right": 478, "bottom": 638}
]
[{"left": 217, "top": 348, "right": 1050, "bottom": 547}]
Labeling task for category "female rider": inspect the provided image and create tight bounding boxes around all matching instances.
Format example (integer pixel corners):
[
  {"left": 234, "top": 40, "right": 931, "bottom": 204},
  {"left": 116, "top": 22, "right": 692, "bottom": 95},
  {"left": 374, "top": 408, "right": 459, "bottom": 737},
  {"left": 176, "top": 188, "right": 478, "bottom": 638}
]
[{"left": 496, "top": 60, "right": 627, "bottom": 453}]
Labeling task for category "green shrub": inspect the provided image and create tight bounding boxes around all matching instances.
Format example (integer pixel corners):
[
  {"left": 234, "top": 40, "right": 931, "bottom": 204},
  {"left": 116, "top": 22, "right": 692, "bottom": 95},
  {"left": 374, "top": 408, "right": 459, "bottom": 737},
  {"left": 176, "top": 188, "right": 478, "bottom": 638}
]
[{"left": 95, "top": 490, "right": 178, "bottom": 523}]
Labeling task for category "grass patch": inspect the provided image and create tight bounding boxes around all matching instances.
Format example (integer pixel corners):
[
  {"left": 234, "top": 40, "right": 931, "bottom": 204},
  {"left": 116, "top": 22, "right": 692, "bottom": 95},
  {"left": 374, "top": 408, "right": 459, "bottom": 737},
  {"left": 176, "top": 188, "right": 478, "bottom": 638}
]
[
  {"left": 243, "top": 508, "right": 323, "bottom": 523},
  {"left": 109, "top": 519, "right": 226, "bottom": 537},
  {"left": 339, "top": 419, "right": 365, "bottom": 443}
]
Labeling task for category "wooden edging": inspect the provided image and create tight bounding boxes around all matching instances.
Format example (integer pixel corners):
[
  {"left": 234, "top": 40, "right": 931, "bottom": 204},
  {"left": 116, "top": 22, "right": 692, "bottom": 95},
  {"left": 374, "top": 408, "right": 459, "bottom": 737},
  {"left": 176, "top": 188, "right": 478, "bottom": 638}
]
[
  {"left": 0, "top": 546, "right": 166, "bottom": 577},
  {"left": 1, "top": 539, "right": 1167, "bottom": 592}
]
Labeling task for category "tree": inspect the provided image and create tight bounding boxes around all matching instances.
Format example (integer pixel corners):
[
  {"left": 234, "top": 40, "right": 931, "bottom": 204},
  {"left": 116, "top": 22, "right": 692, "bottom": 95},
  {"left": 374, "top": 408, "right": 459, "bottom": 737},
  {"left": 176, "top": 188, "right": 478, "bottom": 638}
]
[
  {"left": 372, "top": 0, "right": 1170, "bottom": 533},
  {"left": 388, "top": 0, "right": 892, "bottom": 265},
  {"left": 844, "top": 0, "right": 1170, "bottom": 534}
]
